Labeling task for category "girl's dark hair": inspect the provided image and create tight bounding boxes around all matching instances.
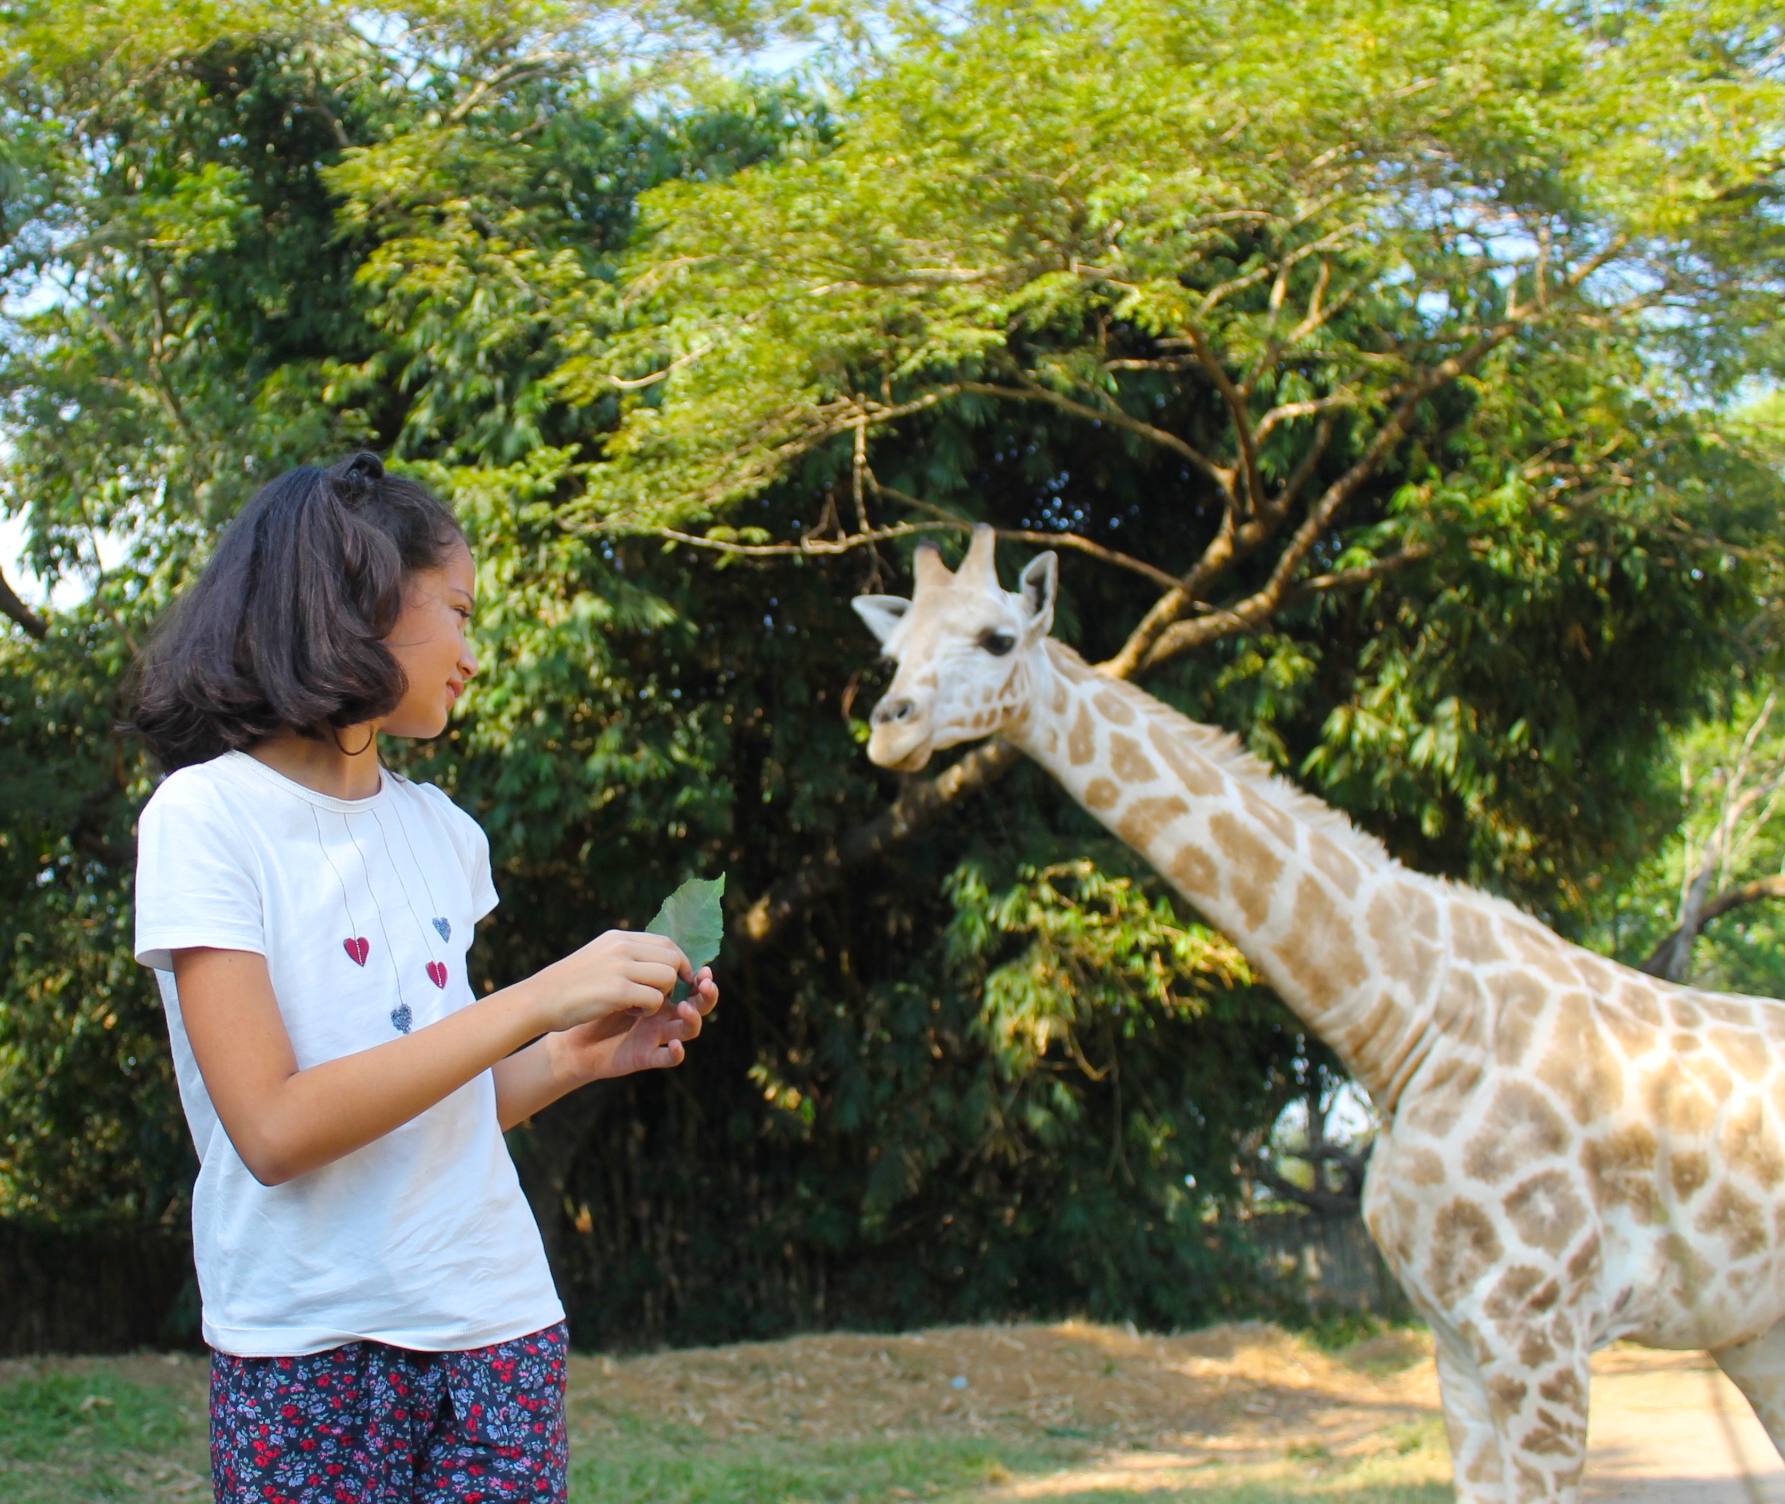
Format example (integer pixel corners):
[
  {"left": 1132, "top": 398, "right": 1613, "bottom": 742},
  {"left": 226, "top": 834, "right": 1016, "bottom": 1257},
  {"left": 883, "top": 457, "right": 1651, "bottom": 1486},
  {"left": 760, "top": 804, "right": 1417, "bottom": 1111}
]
[{"left": 131, "top": 453, "right": 465, "bottom": 771}]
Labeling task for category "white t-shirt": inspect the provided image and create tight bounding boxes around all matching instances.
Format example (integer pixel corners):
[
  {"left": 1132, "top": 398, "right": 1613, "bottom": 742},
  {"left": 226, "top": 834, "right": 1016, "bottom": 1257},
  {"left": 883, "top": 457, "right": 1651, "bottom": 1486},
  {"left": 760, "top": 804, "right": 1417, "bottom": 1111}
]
[{"left": 134, "top": 750, "right": 564, "bottom": 1357}]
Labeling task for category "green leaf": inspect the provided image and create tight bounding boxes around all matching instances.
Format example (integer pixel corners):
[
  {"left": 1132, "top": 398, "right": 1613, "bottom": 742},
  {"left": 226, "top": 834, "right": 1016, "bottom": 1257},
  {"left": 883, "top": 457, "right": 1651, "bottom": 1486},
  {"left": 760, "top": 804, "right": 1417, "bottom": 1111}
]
[{"left": 646, "top": 874, "right": 726, "bottom": 1001}]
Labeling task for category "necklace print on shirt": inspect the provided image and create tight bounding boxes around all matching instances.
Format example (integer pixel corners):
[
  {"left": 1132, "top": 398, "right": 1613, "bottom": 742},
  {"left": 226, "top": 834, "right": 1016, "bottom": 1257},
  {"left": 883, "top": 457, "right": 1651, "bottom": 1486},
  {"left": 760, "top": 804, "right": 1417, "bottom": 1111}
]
[
  {"left": 378, "top": 803, "right": 452, "bottom": 947},
  {"left": 371, "top": 804, "right": 454, "bottom": 994},
  {"left": 310, "top": 802, "right": 451, "bottom": 1035}
]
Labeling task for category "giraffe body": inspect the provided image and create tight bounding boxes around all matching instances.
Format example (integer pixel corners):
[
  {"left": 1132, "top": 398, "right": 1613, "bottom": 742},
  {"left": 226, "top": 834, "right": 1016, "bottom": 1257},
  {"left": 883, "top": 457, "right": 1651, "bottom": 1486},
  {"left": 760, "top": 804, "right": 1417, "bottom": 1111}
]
[{"left": 852, "top": 528, "right": 1785, "bottom": 1501}]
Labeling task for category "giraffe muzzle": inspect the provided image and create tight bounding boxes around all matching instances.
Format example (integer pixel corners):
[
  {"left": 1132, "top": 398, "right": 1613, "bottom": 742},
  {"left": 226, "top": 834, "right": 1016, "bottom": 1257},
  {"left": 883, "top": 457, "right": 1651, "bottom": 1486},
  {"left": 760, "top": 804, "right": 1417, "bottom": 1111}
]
[{"left": 867, "top": 694, "right": 934, "bottom": 770}]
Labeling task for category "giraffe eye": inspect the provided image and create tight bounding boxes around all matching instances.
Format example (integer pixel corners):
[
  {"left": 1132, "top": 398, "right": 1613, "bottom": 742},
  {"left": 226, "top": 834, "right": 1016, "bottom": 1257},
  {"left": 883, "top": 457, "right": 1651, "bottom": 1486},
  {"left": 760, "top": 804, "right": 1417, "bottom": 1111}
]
[{"left": 982, "top": 630, "right": 1016, "bottom": 656}]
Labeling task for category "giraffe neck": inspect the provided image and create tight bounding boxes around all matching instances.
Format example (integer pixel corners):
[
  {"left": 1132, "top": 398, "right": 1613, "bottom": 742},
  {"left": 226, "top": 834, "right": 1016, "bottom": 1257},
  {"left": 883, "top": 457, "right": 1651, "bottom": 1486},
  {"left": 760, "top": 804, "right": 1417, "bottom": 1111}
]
[{"left": 1007, "top": 641, "right": 1449, "bottom": 1107}]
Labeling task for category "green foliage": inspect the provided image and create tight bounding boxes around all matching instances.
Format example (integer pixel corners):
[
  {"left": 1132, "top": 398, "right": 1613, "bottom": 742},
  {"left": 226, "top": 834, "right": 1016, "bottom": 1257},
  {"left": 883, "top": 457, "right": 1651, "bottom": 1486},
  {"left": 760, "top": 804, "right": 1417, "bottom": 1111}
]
[{"left": 0, "top": 0, "right": 1782, "bottom": 1350}]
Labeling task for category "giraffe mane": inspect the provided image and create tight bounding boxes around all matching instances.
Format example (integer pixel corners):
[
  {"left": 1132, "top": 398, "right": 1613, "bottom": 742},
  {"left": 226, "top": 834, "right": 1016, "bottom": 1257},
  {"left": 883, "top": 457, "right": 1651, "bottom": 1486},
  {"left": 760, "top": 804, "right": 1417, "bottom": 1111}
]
[{"left": 1050, "top": 643, "right": 1395, "bottom": 870}]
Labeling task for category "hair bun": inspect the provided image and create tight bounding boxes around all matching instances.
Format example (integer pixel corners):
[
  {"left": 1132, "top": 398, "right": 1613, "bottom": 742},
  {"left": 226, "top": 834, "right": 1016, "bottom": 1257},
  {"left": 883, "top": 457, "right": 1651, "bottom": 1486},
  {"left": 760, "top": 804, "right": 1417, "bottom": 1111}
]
[{"left": 333, "top": 451, "right": 385, "bottom": 505}]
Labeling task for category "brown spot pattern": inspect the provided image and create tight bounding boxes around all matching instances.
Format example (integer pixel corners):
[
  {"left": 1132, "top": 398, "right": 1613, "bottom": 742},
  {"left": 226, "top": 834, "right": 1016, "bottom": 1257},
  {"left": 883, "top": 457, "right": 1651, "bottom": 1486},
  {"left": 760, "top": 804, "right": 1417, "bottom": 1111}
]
[
  {"left": 1366, "top": 885, "right": 1442, "bottom": 999},
  {"left": 1428, "top": 1200, "right": 1503, "bottom": 1304},
  {"left": 1209, "top": 812, "right": 1282, "bottom": 928},
  {"left": 1052, "top": 650, "right": 1095, "bottom": 684},
  {"left": 1274, "top": 876, "right": 1369, "bottom": 1010},
  {"left": 1084, "top": 778, "right": 1119, "bottom": 812},
  {"left": 1067, "top": 704, "right": 1096, "bottom": 767},
  {"left": 1308, "top": 830, "right": 1362, "bottom": 898},
  {"left": 1696, "top": 1183, "right": 1768, "bottom": 1258},
  {"left": 1145, "top": 723, "right": 1226, "bottom": 798},
  {"left": 1670, "top": 1149, "right": 1711, "bottom": 1201},
  {"left": 1535, "top": 999, "right": 1624, "bottom": 1124},
  {"left": 1108, "top": 732, "right": 1158, "bottom": 785},
  {"left": 1238, "top": 784, "right": 1296, "bottom": 848},
  {"left": 1116, "top": 796, "right": 1190, "bottom": 850},
  {"left": 1486, "top": 1264, "right": 1561, "bottom": 1323},
  {"left": 1166, "top": 844, "right": 1218, "bottom": 899},
  {"left": 1452, "top": 904, "right": 1506, "bottom": 963},
  {"left": 1600, "top": 1003, "right": 1661, "bottom": 1062},
  {"left": 1702, "top": 997, "right": 1755, "bottom": 1028},
  {"left": 1092, "top": 688, "right": 1136, "bottom": 727},
  {"left": 1710, "top": 1026, "right": 1768, "bottom": 1083},
  {"left": 1643, "top": 1065, "right": 1716, "bottom": 1137},
  {"left": 1581, "top": 1125, "right": 1660, "bottom": 1222},
  {"left": 1616, "top": 980, "right": 1664, "bottom": 1027},
  {"left": 1492, "top": 971, "right": 1548, "bottom": 1067},
  {"left": 1503, "top": 1170, "right": 1588, "bottom": 1255},
  {"left": 1565, "top": 1233, "right": 1600, "bottom": 1282},
  {"left": 1464, "top": 1081, "right": 1570, "bottom": 1184},
  {"left": 1721, "top": 1098, "right": 1785, "bottom": 1188}
]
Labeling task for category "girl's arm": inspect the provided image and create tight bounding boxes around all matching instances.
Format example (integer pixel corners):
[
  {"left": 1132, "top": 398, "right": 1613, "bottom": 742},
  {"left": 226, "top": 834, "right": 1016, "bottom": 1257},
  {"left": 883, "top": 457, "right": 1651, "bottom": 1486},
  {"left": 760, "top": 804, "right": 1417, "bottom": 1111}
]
[
  {"left": 492, "top": 970, "right": 719, "bottom": 1129},
  {"left": 174, "top": 930, "right": 688, "bottom": 1186}
]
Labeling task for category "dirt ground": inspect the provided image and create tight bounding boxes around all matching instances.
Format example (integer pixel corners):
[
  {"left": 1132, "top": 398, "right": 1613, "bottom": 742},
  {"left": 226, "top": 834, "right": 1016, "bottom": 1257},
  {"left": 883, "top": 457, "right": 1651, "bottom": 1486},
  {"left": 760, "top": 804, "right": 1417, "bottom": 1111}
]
[
  {"left": 7, "top": 1319, "right": 1785, "bottom": 1499},
  {"left": 577, "top": 1320, "right": 1785, "bottom": 1500}
]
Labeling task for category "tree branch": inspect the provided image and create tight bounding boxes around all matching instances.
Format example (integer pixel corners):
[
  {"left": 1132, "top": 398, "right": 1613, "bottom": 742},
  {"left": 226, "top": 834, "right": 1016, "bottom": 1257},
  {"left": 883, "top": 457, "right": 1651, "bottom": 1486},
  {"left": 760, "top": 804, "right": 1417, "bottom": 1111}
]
[
  {"left": 869, "top": 481, "right": 1186, "bottom": 592},
  {"left": 734, "top": 242, "right": 1625, "bottom": 950},
  {"left": 956, "top": 380, "right": 1235, "bottom": 495},
  {"left": 0, "top": 567, "right": 46, "bottom": 640},
  {"left": 740, "top": 741, "right": 1024, "bottom": 943},
  {"left": 1251, "top": 1156, "right": 1365, "bottom": 1218},
  {"left": 1140, "top": 546, "right": 1429, "bottom": 671},
  {"left": 1640, "top": 874, "right": 1785, "bottom": 979},
  {"left": 736, "top": 545, "right": 1424, "bottom": 949}
]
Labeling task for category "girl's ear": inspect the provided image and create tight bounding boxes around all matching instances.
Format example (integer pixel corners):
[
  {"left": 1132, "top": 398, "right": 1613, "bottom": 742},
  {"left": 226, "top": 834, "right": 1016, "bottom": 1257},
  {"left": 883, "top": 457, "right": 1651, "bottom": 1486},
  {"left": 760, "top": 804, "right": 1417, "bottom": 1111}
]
[
  {"left": 852, "top": 595, "right": 911, "bottom": 647},
  {"left": 1019, "top": 553, "right": 1057, "bottom": 640}
]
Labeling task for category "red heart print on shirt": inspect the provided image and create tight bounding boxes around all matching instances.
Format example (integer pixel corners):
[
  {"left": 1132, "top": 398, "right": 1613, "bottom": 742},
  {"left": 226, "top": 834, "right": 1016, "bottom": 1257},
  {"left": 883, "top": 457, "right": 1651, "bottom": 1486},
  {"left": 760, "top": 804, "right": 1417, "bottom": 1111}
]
[
  {"left": 344, "top": 937, "right": 370, "bottom": 966},
  {"left": 427, "top": 961, "right": 448, "bottom": 989}
]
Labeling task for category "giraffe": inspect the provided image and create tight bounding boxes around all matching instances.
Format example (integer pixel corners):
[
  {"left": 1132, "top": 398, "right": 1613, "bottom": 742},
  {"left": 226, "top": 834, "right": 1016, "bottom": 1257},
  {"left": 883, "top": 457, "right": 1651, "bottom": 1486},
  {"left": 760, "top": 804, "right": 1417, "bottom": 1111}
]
[{"left": 851, "top": 526, "right": 1785, "bottom": 1503}]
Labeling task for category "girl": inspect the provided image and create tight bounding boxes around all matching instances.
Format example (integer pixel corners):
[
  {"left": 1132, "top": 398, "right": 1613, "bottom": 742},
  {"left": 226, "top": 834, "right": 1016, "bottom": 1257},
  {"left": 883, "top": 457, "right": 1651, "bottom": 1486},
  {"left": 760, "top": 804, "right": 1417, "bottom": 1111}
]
[{"left": 130, "top": 452, "right": 715, "bottom": 1503}]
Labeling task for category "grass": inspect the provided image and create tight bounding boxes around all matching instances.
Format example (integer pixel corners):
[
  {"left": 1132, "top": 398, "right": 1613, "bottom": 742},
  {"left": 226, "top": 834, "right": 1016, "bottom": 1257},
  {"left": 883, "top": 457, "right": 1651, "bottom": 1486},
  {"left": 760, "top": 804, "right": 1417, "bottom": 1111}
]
[
  {"left": 0, "top": 1360, "right": 209, "bottom": 1501},
  {"left": 570, "top": 1421, "right": 1079, "bottom": 1502},
  {"left": 0, "top": 1326, "right": 1459, "bottom": 1504}
]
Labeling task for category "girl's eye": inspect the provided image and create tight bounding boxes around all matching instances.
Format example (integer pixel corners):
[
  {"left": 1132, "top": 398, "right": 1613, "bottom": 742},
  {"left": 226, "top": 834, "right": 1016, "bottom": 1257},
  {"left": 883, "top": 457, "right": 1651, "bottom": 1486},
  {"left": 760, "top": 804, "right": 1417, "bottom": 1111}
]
[{"left": 982, "top": 631, "right": 1016, "bottom": 656}]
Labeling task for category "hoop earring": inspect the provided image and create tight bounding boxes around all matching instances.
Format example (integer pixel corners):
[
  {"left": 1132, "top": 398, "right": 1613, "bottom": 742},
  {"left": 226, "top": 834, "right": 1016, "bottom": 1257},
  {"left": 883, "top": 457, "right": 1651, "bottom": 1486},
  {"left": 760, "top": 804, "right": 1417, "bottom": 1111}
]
[{"left": 332, "top": 725, "right": 377, "bottom": 757}]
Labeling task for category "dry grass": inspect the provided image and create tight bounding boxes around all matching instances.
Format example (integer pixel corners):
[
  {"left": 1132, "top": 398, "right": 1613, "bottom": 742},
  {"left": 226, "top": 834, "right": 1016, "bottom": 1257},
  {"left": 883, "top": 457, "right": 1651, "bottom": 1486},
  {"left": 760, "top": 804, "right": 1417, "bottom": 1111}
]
[
  {"left": 573, "top": 1319, "right": 1440, "bottom": 1454},
  {"left": 0, "top": 1322, "right": 1455, "bottom": 1502}
]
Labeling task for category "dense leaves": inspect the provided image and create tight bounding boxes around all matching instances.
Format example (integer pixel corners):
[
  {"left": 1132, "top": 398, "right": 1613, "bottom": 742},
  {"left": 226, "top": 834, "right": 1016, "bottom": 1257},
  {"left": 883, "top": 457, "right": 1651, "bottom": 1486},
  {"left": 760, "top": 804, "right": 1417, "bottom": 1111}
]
[{"left": 1, "top": 0, "right": 1783, "bottom": 1345}]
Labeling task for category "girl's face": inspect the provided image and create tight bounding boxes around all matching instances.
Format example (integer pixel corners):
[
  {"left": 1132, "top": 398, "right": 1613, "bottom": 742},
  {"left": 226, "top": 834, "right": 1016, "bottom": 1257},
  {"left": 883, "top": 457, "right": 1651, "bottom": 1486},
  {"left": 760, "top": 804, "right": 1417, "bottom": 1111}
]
[{"left": 382, "top": 541, "right": 479, "bottom": 740}]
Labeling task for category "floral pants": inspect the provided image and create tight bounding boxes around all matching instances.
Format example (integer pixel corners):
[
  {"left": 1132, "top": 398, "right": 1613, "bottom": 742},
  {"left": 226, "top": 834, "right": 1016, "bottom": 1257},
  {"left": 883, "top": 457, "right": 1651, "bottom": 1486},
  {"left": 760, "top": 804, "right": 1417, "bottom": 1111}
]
[{"left": 208, "top": 1322, "right": 568, "bottom": 1503}]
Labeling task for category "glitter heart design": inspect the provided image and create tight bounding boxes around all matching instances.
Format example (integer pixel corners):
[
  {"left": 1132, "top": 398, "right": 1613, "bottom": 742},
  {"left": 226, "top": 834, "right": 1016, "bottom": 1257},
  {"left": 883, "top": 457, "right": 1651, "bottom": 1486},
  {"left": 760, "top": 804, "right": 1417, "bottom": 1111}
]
[
  {"left": 426, "top": 961, "right": 448, "bottom": 989},
  {"left": 391, "top": 1004, "right": 413, "bottom": 1035},
  {"left": 343, "top": 937, "right": 370, "bottom": 967},
  {"left": 432, "top": 917, "right": 451, "bottom": 943}
]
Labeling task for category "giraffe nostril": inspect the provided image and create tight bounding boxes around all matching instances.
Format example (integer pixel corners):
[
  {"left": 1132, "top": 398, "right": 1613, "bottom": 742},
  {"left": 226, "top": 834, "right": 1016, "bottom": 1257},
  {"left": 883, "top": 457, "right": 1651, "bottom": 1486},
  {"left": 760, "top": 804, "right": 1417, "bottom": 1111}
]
[{"left": 873, "top": 697, "right": 916, "bottom": 726}]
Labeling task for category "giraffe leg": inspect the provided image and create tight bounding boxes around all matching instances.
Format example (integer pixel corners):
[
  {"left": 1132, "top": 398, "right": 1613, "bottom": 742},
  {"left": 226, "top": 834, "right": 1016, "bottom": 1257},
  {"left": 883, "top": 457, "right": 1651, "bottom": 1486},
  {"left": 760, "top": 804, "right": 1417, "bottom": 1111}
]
[
  {"left": 1714, "top": 1319, "right": 1785, "bottom": 1459},
  {"left": 1434, "top": 1318, "right": 1592, "bottom": 1503},
  {"left": 1433, "top": 1328, "right": 1509, "bottom": 1503},
  {"left": 1477, "top": 1328, "right": 1591, "bottom": 1503}
]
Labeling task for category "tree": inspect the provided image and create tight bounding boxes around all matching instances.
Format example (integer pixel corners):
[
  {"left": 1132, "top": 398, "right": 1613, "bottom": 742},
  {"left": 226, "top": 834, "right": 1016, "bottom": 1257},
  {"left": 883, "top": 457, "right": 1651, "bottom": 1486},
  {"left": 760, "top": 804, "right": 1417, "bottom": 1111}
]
[
  {"left": 2, "top": 0, "right": 1783, "bottom": 1344},
  {"left": 563, "top": 0, "right": 1785, "bottom": 938}
]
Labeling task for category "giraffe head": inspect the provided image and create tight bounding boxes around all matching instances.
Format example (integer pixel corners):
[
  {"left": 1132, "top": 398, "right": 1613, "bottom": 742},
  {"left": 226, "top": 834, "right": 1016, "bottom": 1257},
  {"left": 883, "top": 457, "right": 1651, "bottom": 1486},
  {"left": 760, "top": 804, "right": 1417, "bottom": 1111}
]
[{"left": 852, "top": 526, "right": 1057, "bottom": 771}]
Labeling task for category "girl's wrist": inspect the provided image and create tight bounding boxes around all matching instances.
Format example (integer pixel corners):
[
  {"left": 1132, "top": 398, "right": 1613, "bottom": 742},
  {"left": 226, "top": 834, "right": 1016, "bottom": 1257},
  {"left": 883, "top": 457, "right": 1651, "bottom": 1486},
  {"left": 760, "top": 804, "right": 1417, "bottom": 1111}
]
[{"left": 488, "top": 972, "right": 558, "bottom": 1044}]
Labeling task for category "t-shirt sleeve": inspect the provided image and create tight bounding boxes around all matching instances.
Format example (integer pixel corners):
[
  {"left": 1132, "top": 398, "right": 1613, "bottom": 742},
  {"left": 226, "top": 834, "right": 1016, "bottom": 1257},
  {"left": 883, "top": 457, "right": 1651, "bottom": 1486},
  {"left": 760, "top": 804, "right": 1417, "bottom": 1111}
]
[
  {"left": 420, "top": 783, "right": 500, "bottom": 924},
  {"left": 134, "top": 770, "right": 266, "bottom": 971}
]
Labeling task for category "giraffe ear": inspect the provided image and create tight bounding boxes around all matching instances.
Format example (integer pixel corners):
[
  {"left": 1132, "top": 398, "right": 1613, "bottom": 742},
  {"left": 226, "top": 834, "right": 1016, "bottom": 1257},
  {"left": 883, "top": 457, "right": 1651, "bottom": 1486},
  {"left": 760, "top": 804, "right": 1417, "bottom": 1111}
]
[
  {"left": 1019, "top": 552, "right": 1057, "bottom": 638},
  {"left": 852, "top": 594, "right": 911, "bottom": 647}
]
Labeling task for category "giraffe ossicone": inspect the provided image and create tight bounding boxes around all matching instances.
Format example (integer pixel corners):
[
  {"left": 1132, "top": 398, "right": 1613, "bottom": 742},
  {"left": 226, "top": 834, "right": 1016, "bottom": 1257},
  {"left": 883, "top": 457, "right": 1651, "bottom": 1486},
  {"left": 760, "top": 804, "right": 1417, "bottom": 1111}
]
[{"left": 854, "top": 525, "right": 1785, "bottom": 1504}]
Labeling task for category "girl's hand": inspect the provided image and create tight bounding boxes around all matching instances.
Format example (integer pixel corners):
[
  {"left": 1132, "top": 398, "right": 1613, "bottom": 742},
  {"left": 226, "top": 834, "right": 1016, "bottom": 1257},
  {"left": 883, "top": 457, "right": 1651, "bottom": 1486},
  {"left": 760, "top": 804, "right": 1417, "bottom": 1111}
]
[
  {"left": 525, "top": 929, "right": 690, "bottom": 1034},
  {"left": 552, "top": 967, "right": 719, "bottom": 1083}
]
